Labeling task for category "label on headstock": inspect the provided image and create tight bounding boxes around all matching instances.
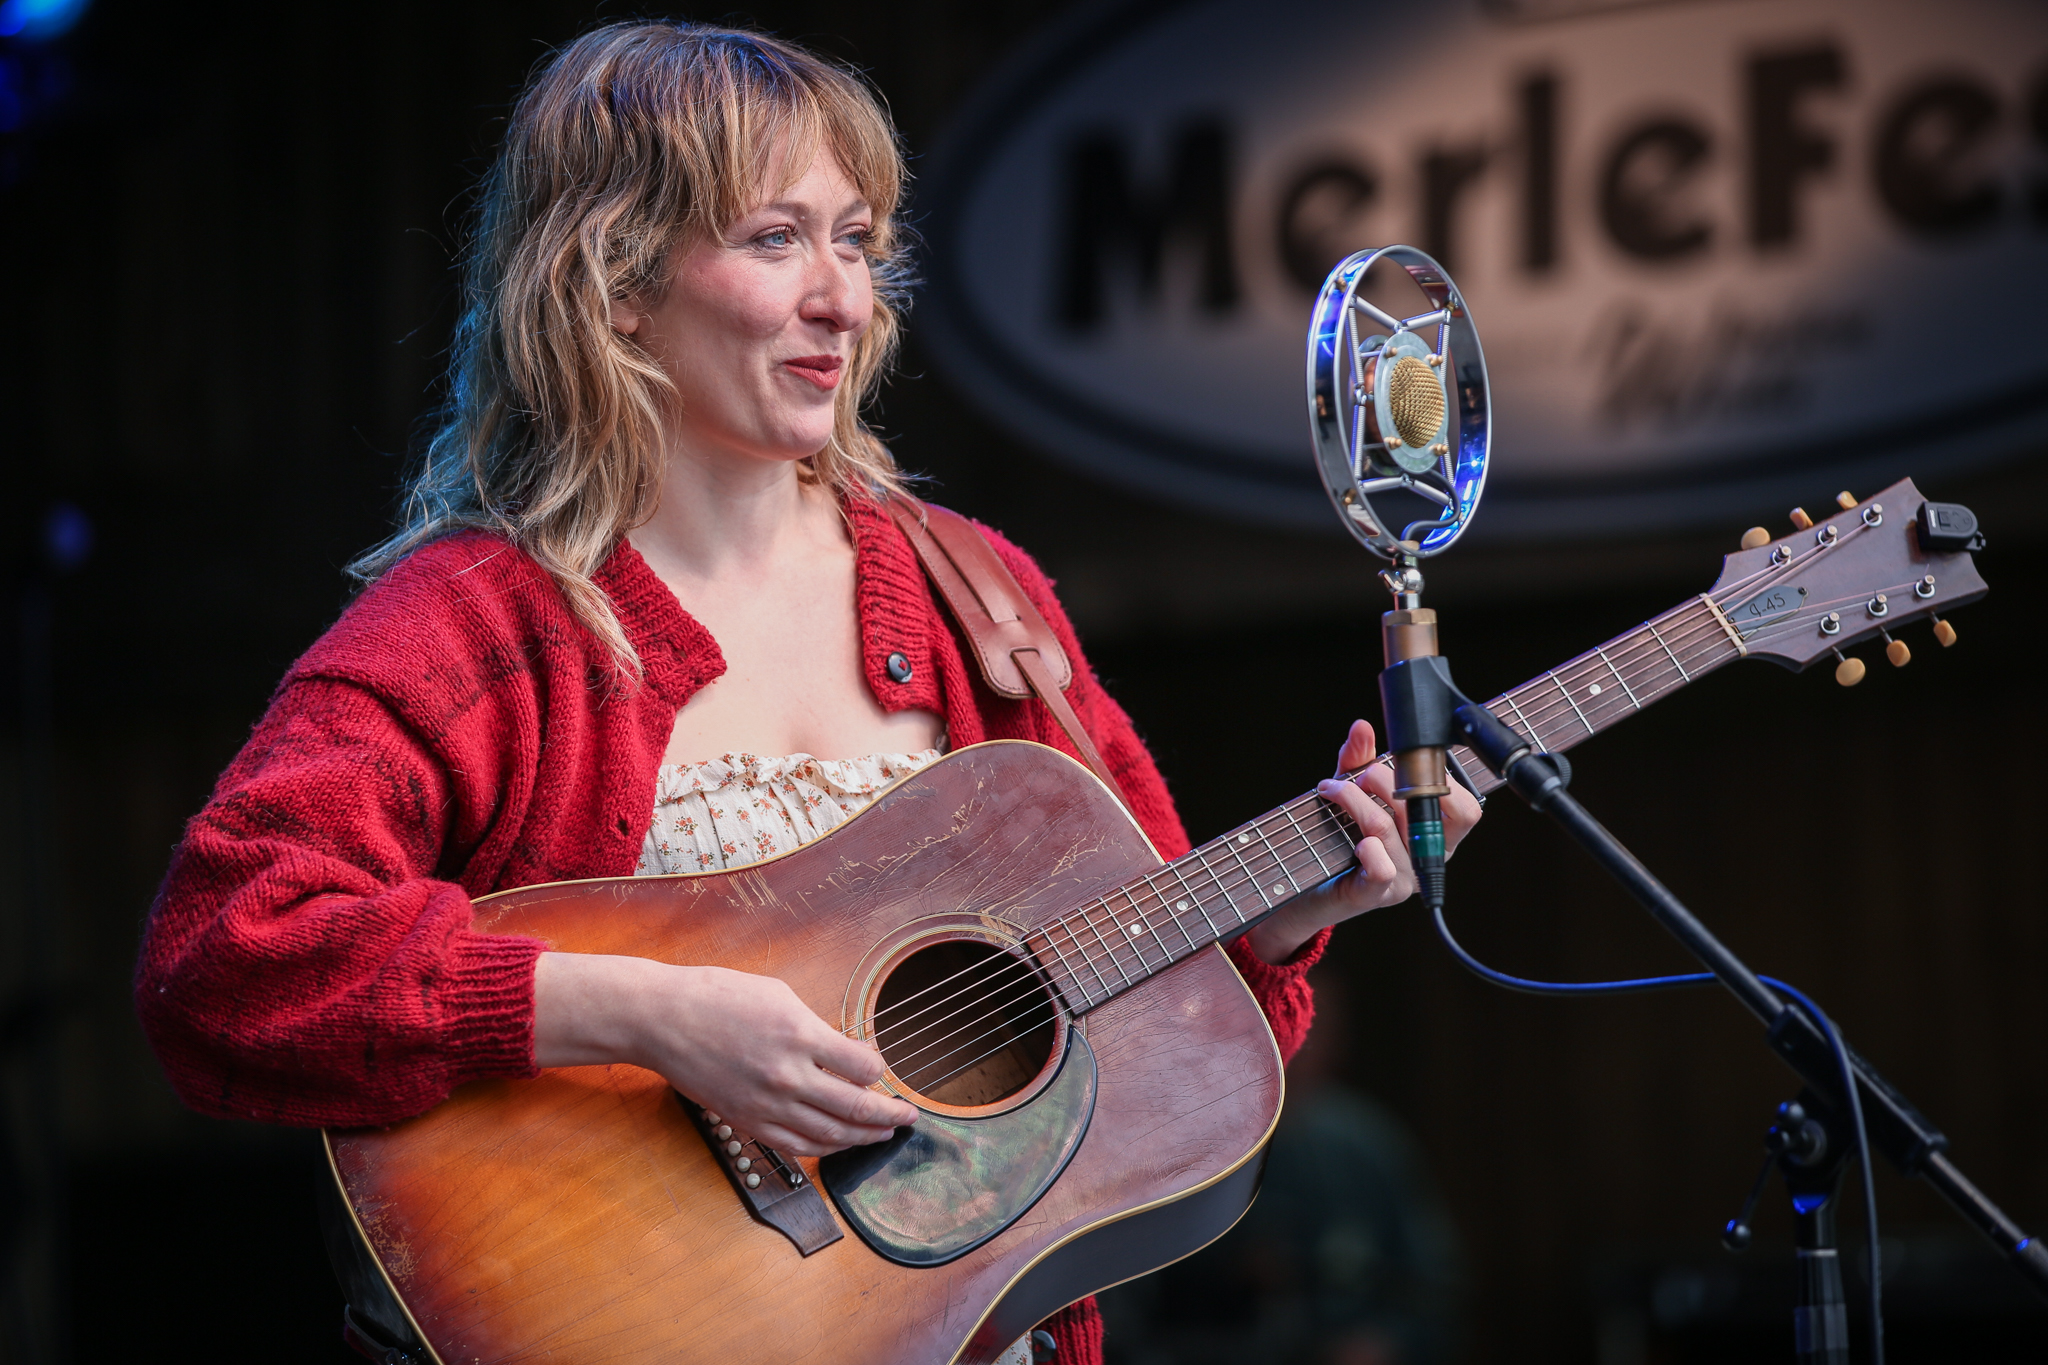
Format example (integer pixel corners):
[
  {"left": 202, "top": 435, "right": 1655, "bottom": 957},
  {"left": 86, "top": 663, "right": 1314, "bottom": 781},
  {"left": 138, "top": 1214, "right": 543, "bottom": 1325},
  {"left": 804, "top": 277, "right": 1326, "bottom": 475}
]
[{"left": 1733, "top": 585, "right": 1808, "bottom": 635}]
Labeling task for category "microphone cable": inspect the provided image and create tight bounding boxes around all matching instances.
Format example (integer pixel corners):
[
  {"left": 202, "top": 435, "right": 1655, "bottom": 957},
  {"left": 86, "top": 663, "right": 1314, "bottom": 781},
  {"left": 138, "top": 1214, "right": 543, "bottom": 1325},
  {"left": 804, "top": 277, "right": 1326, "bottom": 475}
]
[{"left": 1431, "top": 903, "right": 1883, "bottom": 1365}]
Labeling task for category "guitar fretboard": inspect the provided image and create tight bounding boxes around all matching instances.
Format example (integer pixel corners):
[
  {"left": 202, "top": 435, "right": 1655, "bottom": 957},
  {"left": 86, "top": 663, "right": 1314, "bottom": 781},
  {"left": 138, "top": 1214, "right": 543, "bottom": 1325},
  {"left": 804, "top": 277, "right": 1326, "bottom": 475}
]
[
  {"left": 1025, "top": 791, "right": 1361, "bottom": 1013},
  {"left": 1026, "top": 594, "right": 1749, "bottom": 1016},
  {"left": 1448, "top": 594, "right": 1745, "bottom": 797}
]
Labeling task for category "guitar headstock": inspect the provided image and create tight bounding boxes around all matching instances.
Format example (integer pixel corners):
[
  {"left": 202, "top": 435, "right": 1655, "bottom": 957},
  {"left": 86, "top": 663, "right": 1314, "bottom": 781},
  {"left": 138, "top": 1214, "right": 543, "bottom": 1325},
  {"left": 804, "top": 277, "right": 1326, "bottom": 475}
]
[{"left": 1708, "top": 478, "right": 1987, "bottom": 682}]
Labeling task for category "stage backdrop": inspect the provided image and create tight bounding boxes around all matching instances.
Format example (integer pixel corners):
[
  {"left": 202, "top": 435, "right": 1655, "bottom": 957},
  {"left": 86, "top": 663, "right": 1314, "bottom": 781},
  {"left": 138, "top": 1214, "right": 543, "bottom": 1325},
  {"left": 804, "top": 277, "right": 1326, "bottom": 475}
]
[{"left": 919, "top": 0, "right": 2048, "bottom": 538}]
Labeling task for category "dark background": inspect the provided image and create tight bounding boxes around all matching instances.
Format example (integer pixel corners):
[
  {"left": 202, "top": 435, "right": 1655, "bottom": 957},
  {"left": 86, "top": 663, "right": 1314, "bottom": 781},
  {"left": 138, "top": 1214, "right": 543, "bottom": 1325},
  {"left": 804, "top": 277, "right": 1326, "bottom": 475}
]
[{"left": 3, "top": 2, "right": 2045, "bottom": 1362}]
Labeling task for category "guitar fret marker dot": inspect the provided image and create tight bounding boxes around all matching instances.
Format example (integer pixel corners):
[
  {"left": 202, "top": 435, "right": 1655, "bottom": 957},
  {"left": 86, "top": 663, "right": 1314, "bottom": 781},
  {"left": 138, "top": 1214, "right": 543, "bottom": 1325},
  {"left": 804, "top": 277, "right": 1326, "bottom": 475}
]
[
  {"left": 1127, "top": 921, "right": 1146, "bottom": 937},
  {"left": 1272, "top": 884, "right": 1286, "bottom": 897},
  {"left": 1237, "top": 833, "right": 1251, "bottom": 844},
  {"left": 1588, "top": 683, "right": 1602, "bottom": 696},
  {"left": 1176, "top": 900, "right": 1189, "bottom": 911}
]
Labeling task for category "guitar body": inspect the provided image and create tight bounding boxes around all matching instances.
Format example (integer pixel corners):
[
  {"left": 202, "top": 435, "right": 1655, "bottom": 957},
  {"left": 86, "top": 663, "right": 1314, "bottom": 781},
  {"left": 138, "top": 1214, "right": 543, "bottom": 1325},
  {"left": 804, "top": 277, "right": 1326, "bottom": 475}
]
[{"left": 327, "top": 741, "right": 1283, "bottom": 1365}]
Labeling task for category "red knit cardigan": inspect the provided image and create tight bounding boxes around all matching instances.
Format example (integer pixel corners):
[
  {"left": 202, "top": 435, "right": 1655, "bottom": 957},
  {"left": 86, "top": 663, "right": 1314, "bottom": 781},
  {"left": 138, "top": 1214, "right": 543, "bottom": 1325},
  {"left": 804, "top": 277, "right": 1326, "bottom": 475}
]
[{"left": 136, "top": 494, "right": 1328, "bottom": 1362}]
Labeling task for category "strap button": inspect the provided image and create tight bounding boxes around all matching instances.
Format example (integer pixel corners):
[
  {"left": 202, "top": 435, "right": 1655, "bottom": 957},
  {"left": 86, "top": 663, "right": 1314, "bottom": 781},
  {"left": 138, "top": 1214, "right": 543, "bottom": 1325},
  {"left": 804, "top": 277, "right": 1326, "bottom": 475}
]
[{"left": 886, "top": 652, "right": 914, "bottom": 683}]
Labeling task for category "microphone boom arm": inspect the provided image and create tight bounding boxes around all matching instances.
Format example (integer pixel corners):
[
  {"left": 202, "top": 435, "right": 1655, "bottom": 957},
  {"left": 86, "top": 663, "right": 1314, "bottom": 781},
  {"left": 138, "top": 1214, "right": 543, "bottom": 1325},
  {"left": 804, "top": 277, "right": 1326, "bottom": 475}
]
[{"left": 1441, "top": 685, "right": 2048, "bottom": 1297}]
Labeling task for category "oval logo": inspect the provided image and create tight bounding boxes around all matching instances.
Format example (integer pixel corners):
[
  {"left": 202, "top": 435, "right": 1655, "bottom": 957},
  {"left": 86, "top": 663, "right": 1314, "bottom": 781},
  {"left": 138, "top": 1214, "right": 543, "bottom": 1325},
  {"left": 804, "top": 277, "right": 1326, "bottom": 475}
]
[{"left": 920, "top": 0, "right": 2048, "bottom": 537}]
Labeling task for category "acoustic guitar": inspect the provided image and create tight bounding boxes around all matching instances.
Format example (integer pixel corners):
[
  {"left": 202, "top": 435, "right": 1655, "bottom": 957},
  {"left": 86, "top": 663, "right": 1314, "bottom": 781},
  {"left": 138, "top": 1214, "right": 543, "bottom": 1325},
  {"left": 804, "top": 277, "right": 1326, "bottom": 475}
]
[{"left": 327, "top": 477, "right": 1984, "bottom": 1364}]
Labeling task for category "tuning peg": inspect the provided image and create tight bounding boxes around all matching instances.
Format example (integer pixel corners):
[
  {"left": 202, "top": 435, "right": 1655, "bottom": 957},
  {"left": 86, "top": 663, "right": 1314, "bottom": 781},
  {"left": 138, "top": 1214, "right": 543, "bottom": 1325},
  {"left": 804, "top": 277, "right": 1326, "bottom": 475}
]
[
  {"left": 1932, "top": 615, "right": 1957, "bottom": 647},
  {"left": 1882, "top": 629, "right": 1910, "bottom": 667},
  {"left": 1789, "top": 507, "right": 1814, "bottom": 530},
  {"left": 1740, "top": 527, "right": 1771, "bottom": 550},
  {"left": 1835, "top": 491, "right": 1859, "bottom": 510},
  {"left": 1832, "top": 649, "right": 1866, "bottom": 686}
]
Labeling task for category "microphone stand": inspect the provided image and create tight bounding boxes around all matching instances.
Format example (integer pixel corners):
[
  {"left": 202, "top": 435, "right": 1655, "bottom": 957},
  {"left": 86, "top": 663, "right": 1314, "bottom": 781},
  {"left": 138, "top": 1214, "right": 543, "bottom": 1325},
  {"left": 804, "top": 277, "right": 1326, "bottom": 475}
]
[{"left": 1374, "top": 625, "right": 2048, "bottom": 1332}]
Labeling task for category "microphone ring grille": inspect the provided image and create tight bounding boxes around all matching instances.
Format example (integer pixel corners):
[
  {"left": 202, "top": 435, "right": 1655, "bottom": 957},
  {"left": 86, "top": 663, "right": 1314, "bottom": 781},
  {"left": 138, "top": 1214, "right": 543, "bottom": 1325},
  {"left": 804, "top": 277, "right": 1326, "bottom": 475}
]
[{"left": 1386, "top": 356, "right": 1446, "bottom": 449}]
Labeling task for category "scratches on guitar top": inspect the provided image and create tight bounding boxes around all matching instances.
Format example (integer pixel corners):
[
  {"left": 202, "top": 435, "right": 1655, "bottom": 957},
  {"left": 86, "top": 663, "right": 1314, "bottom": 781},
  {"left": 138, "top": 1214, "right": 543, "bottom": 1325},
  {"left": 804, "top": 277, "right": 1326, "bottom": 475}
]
[{"left": 331, "top": 742, "right": 1282, "bottom": 1365}]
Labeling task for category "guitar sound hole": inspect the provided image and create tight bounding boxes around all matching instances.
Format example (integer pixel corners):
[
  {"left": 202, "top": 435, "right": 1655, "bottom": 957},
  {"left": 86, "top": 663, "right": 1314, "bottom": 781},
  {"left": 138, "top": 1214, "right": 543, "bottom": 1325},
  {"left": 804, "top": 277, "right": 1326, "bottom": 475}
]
[{"left": 872, "top": 940, "right": 1057, "bottom": 1108}]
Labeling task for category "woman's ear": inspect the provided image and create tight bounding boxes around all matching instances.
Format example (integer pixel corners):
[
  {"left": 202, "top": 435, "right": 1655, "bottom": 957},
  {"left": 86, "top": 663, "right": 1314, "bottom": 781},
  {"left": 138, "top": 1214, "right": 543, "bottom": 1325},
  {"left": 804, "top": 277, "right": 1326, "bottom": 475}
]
[{"left": 609, "top": 298, "right": 643, "bottom": 336}]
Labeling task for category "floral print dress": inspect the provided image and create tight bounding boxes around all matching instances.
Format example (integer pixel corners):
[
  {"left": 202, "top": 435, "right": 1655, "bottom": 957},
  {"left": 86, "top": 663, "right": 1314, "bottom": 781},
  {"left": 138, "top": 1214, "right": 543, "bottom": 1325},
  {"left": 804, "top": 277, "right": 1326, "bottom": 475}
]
[{"left": 635, "top": 746, "right": 946, "bottom": 876}]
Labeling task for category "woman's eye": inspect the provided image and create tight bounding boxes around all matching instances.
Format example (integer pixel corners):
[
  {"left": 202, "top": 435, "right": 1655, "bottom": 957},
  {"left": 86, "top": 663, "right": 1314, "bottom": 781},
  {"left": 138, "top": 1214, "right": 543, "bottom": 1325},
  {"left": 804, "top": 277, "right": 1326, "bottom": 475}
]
[
  {"left": 840, "top": 229, "right": 873, "bottom": 249},
  {"left": 758, "top": 229, "right": 793, "bottom": 248}
]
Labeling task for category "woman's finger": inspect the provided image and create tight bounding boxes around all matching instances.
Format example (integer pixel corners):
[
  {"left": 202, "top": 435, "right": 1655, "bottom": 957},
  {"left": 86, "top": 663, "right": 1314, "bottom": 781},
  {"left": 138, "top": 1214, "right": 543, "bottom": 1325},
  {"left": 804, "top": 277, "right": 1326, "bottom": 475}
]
[
  {"left": 1335, "top": 719, "right": 1379, "bottom": 774},
  {"left": 796, "top": 1067, "right": 916, "bottom": 1131},
  {"left": 812, "top": 1029, "right": 891, "bottom": 1087},
  {"left": 750, "top": 1115, "right": 893, "bottom": 1159},
  {"left": 1356, "top": 834, "right": 1399, "bottom": 885},
  {"left": 786, "top": 1101, "right": 901, "bottom": 1152},
  {"left": 1442, "top": 781, "right": 1483, "bottom": 855},
  {"left": 1348, "top": 765, "right": 1412, "bottom": 845},
  {"left": 1318, "top": 778, "right": 1396, "bottom": 845},
  {"left": 748, "top": 1089, "right": 901, "bottom": 1153}
]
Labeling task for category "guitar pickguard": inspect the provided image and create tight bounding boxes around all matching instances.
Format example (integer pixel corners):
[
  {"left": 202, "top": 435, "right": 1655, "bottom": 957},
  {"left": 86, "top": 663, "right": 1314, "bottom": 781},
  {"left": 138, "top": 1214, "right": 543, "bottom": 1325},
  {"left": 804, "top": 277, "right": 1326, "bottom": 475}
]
[{"left": 821, "top": 1029, "right": 1097, "bottom": 1267}]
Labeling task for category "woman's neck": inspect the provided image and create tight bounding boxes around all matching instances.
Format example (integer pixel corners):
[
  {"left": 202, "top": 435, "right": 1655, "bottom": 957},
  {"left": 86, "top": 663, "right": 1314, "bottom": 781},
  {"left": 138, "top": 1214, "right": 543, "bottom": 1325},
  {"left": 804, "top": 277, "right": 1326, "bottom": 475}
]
[{"left": 630, "top": 445, "right": 841, "bottom": 584}]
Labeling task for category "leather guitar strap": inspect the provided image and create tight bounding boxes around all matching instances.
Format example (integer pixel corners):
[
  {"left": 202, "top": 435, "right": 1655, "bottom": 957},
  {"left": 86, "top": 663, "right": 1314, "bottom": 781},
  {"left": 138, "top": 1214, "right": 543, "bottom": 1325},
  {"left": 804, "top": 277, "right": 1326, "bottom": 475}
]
[{"left": 887, "top": 498, "right": 1130, "bottom": 810}]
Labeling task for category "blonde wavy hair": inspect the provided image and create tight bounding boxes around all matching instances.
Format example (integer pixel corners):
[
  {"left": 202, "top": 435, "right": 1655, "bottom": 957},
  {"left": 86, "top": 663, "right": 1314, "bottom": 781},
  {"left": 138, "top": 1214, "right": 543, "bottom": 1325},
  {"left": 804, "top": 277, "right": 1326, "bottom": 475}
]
[{"left": 351, "top": 21, "right": 913, "bottom": 672}]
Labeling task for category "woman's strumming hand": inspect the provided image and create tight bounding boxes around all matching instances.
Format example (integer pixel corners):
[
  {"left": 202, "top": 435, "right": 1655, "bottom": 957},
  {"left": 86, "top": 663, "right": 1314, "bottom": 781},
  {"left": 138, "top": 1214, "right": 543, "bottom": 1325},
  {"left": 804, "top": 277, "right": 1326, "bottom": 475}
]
[
  {"left": 532, "top": 953, "right": 917, "bottom": 1156},
  {"left": 1244, "top": 719, "right": 1483, "bottom": 965}
]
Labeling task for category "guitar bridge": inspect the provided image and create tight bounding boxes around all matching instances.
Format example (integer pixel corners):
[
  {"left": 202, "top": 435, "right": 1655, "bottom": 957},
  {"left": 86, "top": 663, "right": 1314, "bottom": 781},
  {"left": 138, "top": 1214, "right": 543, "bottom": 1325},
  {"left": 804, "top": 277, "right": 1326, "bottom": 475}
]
[{"left": 679, "top": 1095, "right": 844, "bottom": 1256}]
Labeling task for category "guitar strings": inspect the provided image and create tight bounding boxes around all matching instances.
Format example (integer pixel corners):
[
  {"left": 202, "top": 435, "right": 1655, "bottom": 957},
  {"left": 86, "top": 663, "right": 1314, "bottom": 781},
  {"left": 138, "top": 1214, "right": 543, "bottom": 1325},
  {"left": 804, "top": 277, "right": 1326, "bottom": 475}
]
[
  {"left": 860, "top": 948, "right": 1050, "bottom": 1043},
  {"left": 887, "top": 990, "right": 1059, "bottom": 1091},
  {"left": 895, "top": 997, "right": 1060, "bottom": 1095},
  {"left": 1479, "top": 548, "right": 1894, "bottom": 757},
  {"left": 886, "top": 822, "right": 1357, "bottom": 1096},
  {"left": 973, "top": 601, "right": 1747, "bottom": 1009},
  {"left": 842, "top": 801, "right": 1350, "bottom": 1040},
  {"left": 889, "top": 809, "right": 1344, "bottom": 1045},
  {"left": 861, "top": 808, "right": 1348, "bottom": 1071},
  {"left": 867, "top": 812, "right": 1358, "bottom": 1083},
  {"left": 854, "top": 610, "right": 1735, "bottom": 1047},
  {"left": 882, "top": 525, "right": 1921, "bottom": 1099},
  {"left": 853, "top": 524, "right": 1898, "bottom": 1074},
  {"left": 1435, "top": 590, "right": 1761, "bottom": 760},
  {"left": 855, "top": 583, "right": 1749, "bottom": 1038},
  {"left": 1479, "top": 514, "right": 1891, "bottom": 744},
  {"left": 1363, "top": 610, "right": 1732, "bottom": 794},
  {"left": 874, "top": 961, "right": 1071, "bottom": 1069},
  {"left": 1023, "top": 518, "right": 1896, "bottom": 1006}
]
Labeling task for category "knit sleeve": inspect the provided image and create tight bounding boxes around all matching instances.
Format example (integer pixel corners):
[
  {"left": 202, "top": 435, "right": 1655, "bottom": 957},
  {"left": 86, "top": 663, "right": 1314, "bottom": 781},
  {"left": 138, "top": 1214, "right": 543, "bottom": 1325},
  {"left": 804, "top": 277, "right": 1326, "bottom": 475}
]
[
  {"left": 135, "top": 676, "right": 547, "bottom": 1128},
  {"left": 975, "top": 526, "right": 1323, "bottom": 1063}
]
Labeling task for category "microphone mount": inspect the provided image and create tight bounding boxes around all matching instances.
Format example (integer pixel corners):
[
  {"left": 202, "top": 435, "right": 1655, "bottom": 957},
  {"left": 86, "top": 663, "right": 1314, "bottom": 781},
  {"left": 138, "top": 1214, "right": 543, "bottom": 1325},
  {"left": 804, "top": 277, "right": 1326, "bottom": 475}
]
[{"left": 1306, "top": 245, "right": 1492, "bottom": 915}]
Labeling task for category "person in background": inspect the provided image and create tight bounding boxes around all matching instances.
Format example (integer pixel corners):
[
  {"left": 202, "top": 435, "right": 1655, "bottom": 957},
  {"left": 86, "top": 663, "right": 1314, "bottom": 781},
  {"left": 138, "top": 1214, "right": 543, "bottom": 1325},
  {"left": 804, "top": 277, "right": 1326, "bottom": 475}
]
[{"left": 1099, "top": 969, "right": 1463, "bottom": 1365}]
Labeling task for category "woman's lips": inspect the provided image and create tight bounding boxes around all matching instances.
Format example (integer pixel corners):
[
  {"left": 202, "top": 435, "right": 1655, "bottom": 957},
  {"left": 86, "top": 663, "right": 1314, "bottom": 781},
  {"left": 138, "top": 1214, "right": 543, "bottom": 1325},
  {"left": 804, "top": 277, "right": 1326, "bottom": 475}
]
[{"left": 782, "top": 354, "right": 844, "bottom": 391}]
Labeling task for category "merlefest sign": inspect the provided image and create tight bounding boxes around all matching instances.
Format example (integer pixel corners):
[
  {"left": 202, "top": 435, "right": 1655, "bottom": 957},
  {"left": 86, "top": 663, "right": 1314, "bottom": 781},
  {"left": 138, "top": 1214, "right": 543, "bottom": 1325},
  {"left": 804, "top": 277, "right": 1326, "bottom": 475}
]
[{"left": 920, "top": 0, "right": 2048, "bottom": 536}]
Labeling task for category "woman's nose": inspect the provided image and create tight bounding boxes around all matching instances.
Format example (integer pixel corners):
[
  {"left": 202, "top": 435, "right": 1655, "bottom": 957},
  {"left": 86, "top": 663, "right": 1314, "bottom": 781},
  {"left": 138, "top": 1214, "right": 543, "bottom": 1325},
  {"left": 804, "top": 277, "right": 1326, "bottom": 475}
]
[{"left": 801, "top": 249, "right": 868, "bottom": 334}]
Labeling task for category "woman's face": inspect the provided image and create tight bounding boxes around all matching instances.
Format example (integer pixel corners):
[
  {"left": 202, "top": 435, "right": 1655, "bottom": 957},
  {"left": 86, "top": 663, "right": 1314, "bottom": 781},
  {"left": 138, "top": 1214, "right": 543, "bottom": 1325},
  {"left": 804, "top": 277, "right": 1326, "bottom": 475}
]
[{"left": 619, "top": 150, "right": 874, "bottom": 467}]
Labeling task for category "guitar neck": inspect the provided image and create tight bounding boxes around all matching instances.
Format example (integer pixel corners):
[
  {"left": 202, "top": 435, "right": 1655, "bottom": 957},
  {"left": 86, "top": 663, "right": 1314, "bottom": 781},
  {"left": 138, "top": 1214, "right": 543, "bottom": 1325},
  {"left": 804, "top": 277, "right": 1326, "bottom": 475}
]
[
  {"left": 1026, "top": 593, "right": 1748, "bottom": 1016},
  {"left": 1449, "top": 592, "right": 1746, "bottom": 797}
]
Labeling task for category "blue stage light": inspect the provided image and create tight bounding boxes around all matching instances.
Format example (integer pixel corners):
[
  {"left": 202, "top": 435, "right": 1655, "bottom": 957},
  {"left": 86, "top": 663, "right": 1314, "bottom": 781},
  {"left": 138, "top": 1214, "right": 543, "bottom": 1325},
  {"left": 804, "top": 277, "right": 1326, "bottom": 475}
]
[
  {"left": 0, "top": 0, "right": 91, "bottom": 43},
  {"left": 43, "top": 503, "right": 93, "bottom": 573},
  {"left": 0, "top": 60, "right": 21, "bottom": 133}
]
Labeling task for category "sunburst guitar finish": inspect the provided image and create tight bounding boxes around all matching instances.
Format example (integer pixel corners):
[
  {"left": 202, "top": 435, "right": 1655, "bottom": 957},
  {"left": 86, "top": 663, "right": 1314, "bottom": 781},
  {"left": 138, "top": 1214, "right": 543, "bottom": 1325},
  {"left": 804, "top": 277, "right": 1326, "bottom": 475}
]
[{"left": 326, "top": 741, "right": 1283, "bottom": 1365}]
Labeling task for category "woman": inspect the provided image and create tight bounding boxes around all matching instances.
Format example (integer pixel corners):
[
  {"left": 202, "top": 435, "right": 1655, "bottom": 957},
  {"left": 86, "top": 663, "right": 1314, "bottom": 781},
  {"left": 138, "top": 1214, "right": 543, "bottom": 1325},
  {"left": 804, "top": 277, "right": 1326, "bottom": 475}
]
[{"left": 134, "top": 21, "right": 1479, "bottom": 1364}]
